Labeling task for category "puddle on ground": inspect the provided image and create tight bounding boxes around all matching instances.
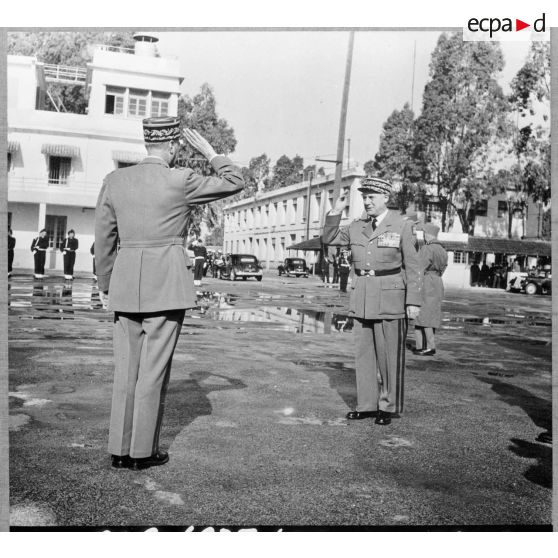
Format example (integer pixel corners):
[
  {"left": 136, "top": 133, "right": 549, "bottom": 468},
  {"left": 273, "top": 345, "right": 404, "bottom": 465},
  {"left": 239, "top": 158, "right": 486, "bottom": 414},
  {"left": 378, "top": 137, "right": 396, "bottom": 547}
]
[{"left": 208, "top": 307, "right": 354, "bottom": 334}]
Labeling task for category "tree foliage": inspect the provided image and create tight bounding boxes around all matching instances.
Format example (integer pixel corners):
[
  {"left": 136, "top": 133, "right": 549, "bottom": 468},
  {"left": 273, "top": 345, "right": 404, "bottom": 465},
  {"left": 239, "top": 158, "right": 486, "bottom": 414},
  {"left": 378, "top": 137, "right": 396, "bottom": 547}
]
[
  {"left": 268, "top": 154, "right": 304, "bottom": 191},
  {"left": 503, "top": 42, "right": 551, "bottom": 238},
  {"left": 176, "top": 84, "right": 238, "bottom": 237},
  {"left": 364, "top": 103, "right": 423, "bottom": 213},
  {"left": 7, "top": 31, "right": 136, "bottom": 114},
  {"left": 413, "top": 32, "right": 510, "bottom": 233}
]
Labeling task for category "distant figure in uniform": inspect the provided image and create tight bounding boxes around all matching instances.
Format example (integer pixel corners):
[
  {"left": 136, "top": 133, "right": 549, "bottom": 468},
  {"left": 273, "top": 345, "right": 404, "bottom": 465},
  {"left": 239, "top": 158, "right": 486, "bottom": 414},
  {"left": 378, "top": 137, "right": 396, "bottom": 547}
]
[
  {"left": 332, "top": 250, "right": 340, "bottom": 284},
  {"left": 404, "top": 212, "right": 422, "bottom": 251},
  {"left": 189, "top": 238, "right": 208, "bottom": 287},
  {"left": 95, "top": 117, "right": 244, "bottom": 470},
  {"left": 323, "top": 177, "right": 422, "bottom": 426},
  {"left": 470, "top": 261, "right": 480, "bottom": 287},
  {"left": 338, "top": 249, "right": 351, "bottom": 293},
  {"left": 8, "top": 229, "right": 16, "bottom": 277},
  {"left": 90, "top": 242, "right": 96, "bottom": 279},
  {"left": 413, "top": 223, "right": 448, "bottom": 356},
  {"left": 479, "top": 261, "right": 490, "bottom": 287},
  {"left": 61, "top": 229, "right": 79, "bottom": 280},
  {"left": 31, "top": 229, "right": 49, "bottom": 279}
]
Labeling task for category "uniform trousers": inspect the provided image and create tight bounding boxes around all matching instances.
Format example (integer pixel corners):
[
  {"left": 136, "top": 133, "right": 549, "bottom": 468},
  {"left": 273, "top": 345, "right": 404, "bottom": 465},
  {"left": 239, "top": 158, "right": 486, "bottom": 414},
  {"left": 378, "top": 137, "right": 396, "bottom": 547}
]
[
  {"left": 339, "top": 270, "right": 350, "bottom": 292},
  {"left": 194, "top": 258, "right": 205, "bottom": 281},
  {"left": 8, "top": 250, "right": 14, "bottom": 273},
  {"left": 63, "top": 251, "right": 76, "bottom": 276},
  {"left": 354, "top": 317, "right": 407, "bottom": 414},
  {"left": 108, "top": 309, "right": 185, "bottom": 458},
  {"left": 34, "top": 250, "right": 46, "bottom": 275}
]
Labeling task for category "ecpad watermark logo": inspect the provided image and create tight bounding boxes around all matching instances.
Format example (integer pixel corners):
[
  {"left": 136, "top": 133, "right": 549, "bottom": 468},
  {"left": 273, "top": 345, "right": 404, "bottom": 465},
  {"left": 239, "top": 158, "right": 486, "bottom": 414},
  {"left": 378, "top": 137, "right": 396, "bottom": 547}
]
[{"left": 464, "top": 13, "right": 549, "bottom": 41}]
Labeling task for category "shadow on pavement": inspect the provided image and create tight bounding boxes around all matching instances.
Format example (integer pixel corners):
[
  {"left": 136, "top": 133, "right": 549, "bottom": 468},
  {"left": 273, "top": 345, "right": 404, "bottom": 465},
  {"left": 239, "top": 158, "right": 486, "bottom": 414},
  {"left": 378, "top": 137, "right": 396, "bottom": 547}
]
[
  {"left": 476, "top": 377, "right": 551, "bottom": 431},
  {"left": 508, "top": 438, "right": 552, "bottom": 489},
  {"left": 476, "top": 376, "right": 552, "bottom": 489},
  {"left": 320, "top": 361, "right": 357, "bottom": 411},
  {"left": 162, "top": 371, "right": 247, "bottom": 449}
]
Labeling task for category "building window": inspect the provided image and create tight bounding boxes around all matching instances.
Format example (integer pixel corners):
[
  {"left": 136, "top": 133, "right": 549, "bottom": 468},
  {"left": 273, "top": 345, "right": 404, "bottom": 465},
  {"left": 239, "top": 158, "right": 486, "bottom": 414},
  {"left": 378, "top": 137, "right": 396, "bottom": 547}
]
[
  {"left": 45, "top": 215, "right": 67, "bottom": 250},
  {"left": 292, "top": 199, "right": 298, "bottom": 223},
  {"left": 313, "top": 193, "right": 321, "bottom": 222},
  {"left": 475, "top": 200, "right": 488, "bottom": 217},
  {"left": 117, "top": 161, "right": 135, "bottom": 169},
  {"left": 453, "top": 251, "right": 465, "bottom": 264},
  {"left": 48, "top": 156, "right": 72, "bottom": 185},
  {"left": 151, "top": 92, "right": 170, "bottom": 117},
  {"left": 105, "top": 86, "right": 125, "bottom": 115},
  {"left": 498, "top": 201, "right": 508, "bottom": 218},
  {"left": 128, "top": 89, "right": 148, "bottom": 117}
]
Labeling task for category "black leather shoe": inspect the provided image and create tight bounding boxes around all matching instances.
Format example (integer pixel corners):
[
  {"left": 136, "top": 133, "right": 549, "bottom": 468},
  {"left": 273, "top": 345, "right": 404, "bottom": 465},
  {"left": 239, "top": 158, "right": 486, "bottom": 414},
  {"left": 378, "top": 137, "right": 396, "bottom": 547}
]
[
  {"left": 412, "top": 348, "right": 424, "bottom": 354},
  {"left": 130, "top": 451, "right": 169, "bottom": 470},
  {"left": 111, "top": 454, "right": 133, "bottom": 469},
  {"left": 375, "top": 411, "right": 392, "bottom": 426},
  {"left": 346, "top": 410, "right": 377, "bottom": 420},
  {"left": 420, "top": 348, "right": 436, "bottom": 356}
]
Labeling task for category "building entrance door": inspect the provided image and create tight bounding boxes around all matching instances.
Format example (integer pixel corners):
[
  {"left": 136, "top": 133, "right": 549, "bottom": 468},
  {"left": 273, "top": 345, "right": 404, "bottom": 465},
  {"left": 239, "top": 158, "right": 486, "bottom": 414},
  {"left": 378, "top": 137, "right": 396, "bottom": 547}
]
[{"left": 45, "top": 214, "right": 67, "bottom": 270}]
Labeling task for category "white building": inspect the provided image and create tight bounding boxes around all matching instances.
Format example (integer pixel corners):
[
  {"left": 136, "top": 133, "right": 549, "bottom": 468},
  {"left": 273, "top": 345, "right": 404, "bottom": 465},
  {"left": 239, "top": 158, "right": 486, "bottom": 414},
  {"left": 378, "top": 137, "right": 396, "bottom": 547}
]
[
  {"left": 223, "top": 169, "right": 366, "bottom": 269},
  {"left": 7, "top": 33, "right": 183, "bottom": 272}
]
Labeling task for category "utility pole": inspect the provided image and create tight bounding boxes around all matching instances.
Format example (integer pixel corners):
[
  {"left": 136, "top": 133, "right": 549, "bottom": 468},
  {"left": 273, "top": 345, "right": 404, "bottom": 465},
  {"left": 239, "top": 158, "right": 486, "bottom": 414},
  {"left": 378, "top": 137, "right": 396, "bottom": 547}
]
[
  {"left": 305, "top": 170, "right": 314, "bottom": 241},
  {"left": 346, "top": 138, "right": 351, "bottom": 170},
  {"left": 333, "top": 31, "right": 355, "bottom": 202},
  {"left": 411, "top": 40, "right": 417, "bottom": 112}
]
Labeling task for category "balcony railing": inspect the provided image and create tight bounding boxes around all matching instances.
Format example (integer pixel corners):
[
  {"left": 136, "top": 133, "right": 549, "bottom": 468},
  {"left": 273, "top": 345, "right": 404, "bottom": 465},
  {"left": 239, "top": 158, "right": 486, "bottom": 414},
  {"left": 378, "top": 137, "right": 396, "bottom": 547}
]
[
  {"left": 8, "top": 176, "right": 101, "bottom": 204},
  {"left": 43, "top": 64, "right": 87, "bottom": 84}
]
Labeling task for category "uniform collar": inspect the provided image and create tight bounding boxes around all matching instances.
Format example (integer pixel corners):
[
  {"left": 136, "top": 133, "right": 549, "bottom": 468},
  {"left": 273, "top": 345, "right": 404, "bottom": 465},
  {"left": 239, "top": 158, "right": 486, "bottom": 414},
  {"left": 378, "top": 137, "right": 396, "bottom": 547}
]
[{"left": 140, "top": 155, "right": 170, "bottom": 168}]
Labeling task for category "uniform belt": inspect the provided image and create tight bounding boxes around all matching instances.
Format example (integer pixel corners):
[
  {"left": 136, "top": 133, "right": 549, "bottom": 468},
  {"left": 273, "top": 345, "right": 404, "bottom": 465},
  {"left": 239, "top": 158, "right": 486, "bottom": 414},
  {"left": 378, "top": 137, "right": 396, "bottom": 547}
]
[
  {"left": 119, "top": 236, "right": 185, "bottom": 248},
  {"left": 355, "top": 267, "right": 401, "bottom": 277}
]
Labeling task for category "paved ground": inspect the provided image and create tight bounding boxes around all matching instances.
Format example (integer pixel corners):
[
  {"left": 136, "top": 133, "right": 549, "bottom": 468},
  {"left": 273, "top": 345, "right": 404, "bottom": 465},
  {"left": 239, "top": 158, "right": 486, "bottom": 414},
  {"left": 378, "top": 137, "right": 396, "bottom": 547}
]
[{"left": 7, "top": 269, "right": 552, "bottom": 528}]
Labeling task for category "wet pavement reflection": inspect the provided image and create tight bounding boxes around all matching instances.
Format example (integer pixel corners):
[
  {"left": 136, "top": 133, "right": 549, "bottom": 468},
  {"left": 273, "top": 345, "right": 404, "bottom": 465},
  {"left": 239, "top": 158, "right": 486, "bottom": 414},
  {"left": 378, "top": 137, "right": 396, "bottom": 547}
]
[{"left": 7, "top": 274, "right": 552, "bottom": 338}]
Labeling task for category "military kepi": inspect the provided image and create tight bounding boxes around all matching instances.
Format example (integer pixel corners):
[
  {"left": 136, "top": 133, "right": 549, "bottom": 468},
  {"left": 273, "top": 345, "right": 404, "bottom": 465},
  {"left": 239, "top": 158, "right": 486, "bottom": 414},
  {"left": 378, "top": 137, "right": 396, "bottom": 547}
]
[
  {"left": 358, "top": 176, "right": 392, "bottom": 195},
  {"left": 142, "top": 117, "right": 181, "bottom": 144}
]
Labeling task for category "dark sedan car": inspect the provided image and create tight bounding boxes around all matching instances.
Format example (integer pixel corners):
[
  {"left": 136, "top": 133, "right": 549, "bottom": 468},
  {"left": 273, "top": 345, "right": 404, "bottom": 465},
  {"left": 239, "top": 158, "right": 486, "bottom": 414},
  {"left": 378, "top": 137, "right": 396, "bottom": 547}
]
[
  {"left": 219, "top": 254, "right": 263, "bottom": 281},
  {"left": 520, "top": 272, "right": 551, "bottom": 295},
  {"left": 278, "top": 258, "right": 309, "bottom": 278}
]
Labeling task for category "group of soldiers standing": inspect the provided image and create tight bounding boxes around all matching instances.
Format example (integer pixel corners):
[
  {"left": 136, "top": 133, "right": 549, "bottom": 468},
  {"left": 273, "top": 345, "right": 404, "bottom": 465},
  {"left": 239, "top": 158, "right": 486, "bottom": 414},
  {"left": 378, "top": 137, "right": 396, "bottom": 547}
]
[{"left": 7, "top": 228, "right": 94, "bottom": 281}]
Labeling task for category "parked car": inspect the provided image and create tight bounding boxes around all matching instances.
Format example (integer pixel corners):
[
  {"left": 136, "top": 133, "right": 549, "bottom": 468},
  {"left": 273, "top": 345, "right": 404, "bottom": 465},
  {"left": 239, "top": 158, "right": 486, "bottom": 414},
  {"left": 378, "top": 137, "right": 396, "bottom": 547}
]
[
  {"left": 520, "top": 272, "right": 551, "bottom": 295},
  {"left": 278, "top": 257, "right": 309, "bottom": 278},
  {"left": 219, "top": 254, "right": 263, "bottom": 281}
]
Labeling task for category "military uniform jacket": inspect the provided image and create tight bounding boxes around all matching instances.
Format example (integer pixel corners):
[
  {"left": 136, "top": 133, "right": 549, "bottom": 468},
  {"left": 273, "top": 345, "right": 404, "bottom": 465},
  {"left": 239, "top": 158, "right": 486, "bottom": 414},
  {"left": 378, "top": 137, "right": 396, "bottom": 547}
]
[
  {"left": 61, "top": 238, "right": 79, "bottom": 252},
  {"left": 8, "top": 236, "right": 15, "bottom": 251},
  {"left": 323, "top": 210, "right": 422, "bottom": 320},
  {"left": 31, "top": 236, "right": 49, "bottom": 251},
  {"left": 95, "top": 155, "right": 243, "bottom": 313}
]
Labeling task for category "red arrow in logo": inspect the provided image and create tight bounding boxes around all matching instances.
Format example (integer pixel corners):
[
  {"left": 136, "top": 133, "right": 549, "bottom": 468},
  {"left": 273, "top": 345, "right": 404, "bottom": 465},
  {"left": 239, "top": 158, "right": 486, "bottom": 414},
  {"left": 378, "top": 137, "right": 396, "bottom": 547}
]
[{"left": 516, "top": 19, "right": 530, "bottom": 31}]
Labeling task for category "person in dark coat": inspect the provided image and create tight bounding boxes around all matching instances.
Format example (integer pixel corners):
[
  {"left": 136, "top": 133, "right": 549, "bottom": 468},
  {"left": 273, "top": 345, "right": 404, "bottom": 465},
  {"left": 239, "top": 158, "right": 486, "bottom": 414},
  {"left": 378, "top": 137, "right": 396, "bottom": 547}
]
[
  {"left": 479, "top": 262, "right": 490, "bottom": 287},
  {"left": 413, "top": 223, "right": 448, "bottom": 356},
  {"left": 188, "top": 238, "right": 208, "bottom": 286},
  {"left": 8, "top": 229, "right": 15, "bottom": 276},
  {"left": 95, "top": 118, "right": 243, "bottom": 470},
  {"left": 31, "top": 229, "right": 49, "bottom": 279},
  {"left": 470, "top": 261, "right": 480, "bottom": 286},
  {"left": 323, "top": 177, "right": 422, "bottom": 426},
  {"left": 61, "top": 229, "right": 79, "bottom": 280},
  {"left": 90, "top": 242, "right": 96, "bottom": 279},
  {"left": 338, "top": 249, "right": 351, "bottom": 293}
]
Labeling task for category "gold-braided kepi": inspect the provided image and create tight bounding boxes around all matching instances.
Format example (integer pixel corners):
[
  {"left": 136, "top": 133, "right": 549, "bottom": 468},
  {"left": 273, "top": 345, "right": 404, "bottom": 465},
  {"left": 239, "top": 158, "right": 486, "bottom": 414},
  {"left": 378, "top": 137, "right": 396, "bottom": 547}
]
[
  {"left": 142, "top": 117, "right": 181, "bottom": 144},
  {"left": 357, "top": 176, "right": 392, "bottom": 195}
]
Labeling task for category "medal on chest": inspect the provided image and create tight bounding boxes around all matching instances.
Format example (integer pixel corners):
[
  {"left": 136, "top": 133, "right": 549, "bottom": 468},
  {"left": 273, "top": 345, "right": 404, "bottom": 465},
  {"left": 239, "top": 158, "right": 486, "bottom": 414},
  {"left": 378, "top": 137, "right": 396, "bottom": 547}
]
[{"left": 376, "top": 232, "right": 401, "bottom": 248}]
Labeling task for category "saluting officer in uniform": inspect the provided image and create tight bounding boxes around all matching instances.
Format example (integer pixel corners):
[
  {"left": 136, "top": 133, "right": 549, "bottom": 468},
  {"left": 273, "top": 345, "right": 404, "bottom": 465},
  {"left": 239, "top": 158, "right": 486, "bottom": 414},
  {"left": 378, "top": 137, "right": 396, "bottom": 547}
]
[
  {"left": 31, "top": 229, "right": 49, "bottom": 279},
  {"left": 95, "top": 117, "right": 244, "bottom": 470},
  {"left": 61, "top": 229, "right": 79, "bottom": 280},
  {"left": 323, "top": 177, "right": 422, "bottom": 425}
]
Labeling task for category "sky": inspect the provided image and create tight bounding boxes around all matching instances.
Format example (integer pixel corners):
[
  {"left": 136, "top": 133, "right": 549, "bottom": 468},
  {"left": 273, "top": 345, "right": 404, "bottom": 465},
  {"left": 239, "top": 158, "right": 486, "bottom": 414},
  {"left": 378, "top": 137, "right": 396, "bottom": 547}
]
[{"left": 156, "top": 31, "right": 531, "bottom": 173}]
